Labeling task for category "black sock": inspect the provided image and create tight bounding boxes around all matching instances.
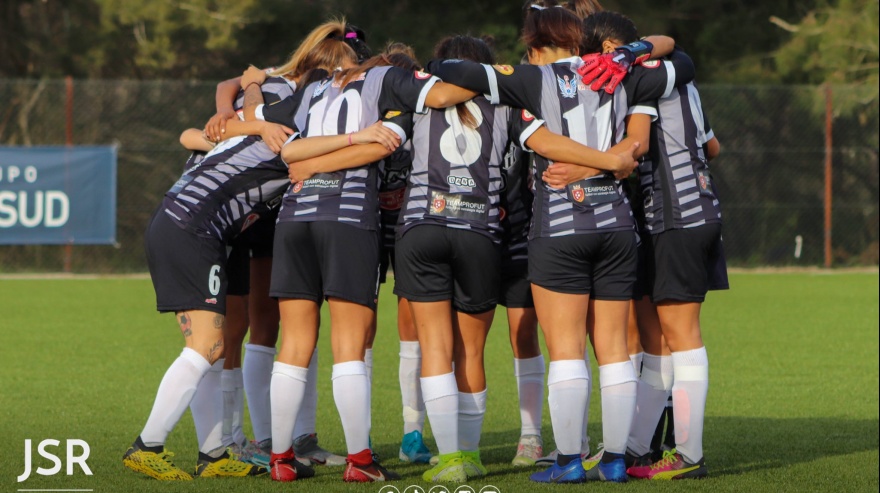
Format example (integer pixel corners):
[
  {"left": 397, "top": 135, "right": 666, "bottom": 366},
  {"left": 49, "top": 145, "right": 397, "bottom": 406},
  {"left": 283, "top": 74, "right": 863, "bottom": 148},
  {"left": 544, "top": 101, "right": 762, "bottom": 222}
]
[
  {"left": 601, "top": 451, "right": 624, "bottom": 464},
  {"left": 556, "top": 453, "right": 581, "bottom": 466}
]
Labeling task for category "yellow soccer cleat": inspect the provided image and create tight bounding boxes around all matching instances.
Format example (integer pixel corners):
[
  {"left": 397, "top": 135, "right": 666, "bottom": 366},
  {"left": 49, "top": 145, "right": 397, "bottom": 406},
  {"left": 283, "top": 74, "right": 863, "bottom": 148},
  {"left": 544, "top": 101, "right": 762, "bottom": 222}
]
[
  {"left": 122, "top": 437, "right": 193, "bottom": 480},
  {"left": 194, "top": 448, "right": 269, "bottom": 478}
]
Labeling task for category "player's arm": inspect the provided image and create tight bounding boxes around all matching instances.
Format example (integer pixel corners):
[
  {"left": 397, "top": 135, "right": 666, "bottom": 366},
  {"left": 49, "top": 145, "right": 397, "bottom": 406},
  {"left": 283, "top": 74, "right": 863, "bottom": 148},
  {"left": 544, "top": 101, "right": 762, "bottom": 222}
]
[
  {"left": 179, "top": 128, "right": 215, "bottom": 152},
  {"left": 203, "top": 77, "right": 242, "bottom": 141},
  {"left": 219, "top": 119, "right": 294, "bottom": 153},
  {"left": 287, "top": 143, "right": 393, "bottom": 183},
  {"left": 424, "top": 83, "right": 480, "bottom": 109},
  {"left": 631, "top": 47, "right": 696, "bottom": 101},
  {"left": 281, "top": 122, "right": 402, "bottom": 164},
  {"left": 705, "top": 137, "right": 721, "bottom": 161},
  {"left": 641, "top": 35, "right": 675, "bottom": 59},
  {"left": 526, "top": 127, "right": 636, "bottom": 173},
  {"left": 239, "top": 66, "right": 268, "bottom": 121},
  {"left": 426, "top": 60, "right": 543, "bottom": 114}
]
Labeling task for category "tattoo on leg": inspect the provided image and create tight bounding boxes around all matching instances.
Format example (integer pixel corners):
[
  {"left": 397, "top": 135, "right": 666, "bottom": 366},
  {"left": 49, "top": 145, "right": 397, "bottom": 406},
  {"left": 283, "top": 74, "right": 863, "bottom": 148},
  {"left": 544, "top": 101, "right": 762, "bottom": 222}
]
[
  {"left": 178, "top": 313, "right": 192, "bottom": 338},
  {"left": 213, "top": 314, "right": 225, "bottom": 330},
  {"left": 207, "top": 339, "right": 224, "bottom": 362}
]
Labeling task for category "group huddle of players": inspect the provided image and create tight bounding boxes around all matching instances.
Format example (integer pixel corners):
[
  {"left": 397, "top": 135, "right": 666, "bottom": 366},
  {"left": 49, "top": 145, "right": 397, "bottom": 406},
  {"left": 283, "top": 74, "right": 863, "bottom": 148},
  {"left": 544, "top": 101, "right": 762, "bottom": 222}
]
[{"left": 122, "top": 0, "right": 727, "bottom": 485}]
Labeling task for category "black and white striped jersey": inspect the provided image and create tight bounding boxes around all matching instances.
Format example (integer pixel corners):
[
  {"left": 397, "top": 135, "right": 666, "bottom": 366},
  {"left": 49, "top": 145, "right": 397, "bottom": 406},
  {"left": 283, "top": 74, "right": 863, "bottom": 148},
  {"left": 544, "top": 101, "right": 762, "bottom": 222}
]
[
  {"left": 270, "top": 66, "right": 439, "bottom": 231},
  {"left": 162, "top": 83, "right": 302, "bottom": 242},
  {"left": 379, "top": 138, "right": 413, "bottom": 248},
  {"left": 428, "top": 50, "right": 695, "bottom": 239},
  {"left": 398, "top": 100, "right": 542, "bottom": 242},
  {"left": 232, "top": 70, "right": 297, "bottom": 118},
  {"left": 500, "top": 140, "right": 533, "bottom": 263},
  {"left": 183, "top": 151, "right": 206, "bottom": 173},
  {"left": 640, "top": 81, "right": 720, "bottom": 233}
]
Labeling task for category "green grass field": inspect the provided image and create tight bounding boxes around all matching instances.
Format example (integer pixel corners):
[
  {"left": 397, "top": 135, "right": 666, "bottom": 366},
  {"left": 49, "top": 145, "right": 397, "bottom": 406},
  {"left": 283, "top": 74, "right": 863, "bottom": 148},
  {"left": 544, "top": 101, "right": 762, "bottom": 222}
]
[{"left": 1, "top": 272, "right": 877, "bottom": 493}]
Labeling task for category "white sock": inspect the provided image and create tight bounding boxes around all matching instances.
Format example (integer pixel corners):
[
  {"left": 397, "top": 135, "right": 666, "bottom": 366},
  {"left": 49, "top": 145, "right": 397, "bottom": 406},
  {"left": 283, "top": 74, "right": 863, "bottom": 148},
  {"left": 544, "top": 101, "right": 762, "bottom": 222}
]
[
  {"left": 399, "top": 341, "right": 426, "bottom": 434},
  {"left": 243, "top": 343, "right": 275, "bottom": 443},
  {"left": 458, "top": 390, "right": 487, "bottom": 452},
  {"left": 141, "top": 348, "right": 211, "bottom": 446},
  {"left": 293, "top": 348, "right": 318, "bottom": 439},
  {"left": 630, "top": 352, "right": 644, "bottom": 374},
  {"left": 514, "top": 355, "right": 544, "bottom": 437},
  {"left": 270, "top": 362, "right": 308, "bottom": 454},
  {"left": 421, "top": 372, "right": 459, "bottom": 455},
  {"left": 233, "top": 368, "right": 246, "bottom": 446},
  {"left": 599, "top": 361, "right": 638, "bottom": 455},
  {"left": 672, "top": 347, "right": 709, "bottom": 463},
  {"left": 548, "top": 359, "right": 589, "bottom": 456},
  {"left": 364, "top": 348, "right": 374, "bottom": 383},
  {"left": 581, "top": 348, "right": 593, "bottom": 455},
  {"left": 191, "top": 359, "right": 224, "bottom": 455},
  {"left": 628, "top": 353, "right": 673, "bottom": 456},
  {"left": 332, "top": 361, "right": 371, "bottom": 455},
  {"left": 220, "top": 369, "right": 236, "bottom": 447}
]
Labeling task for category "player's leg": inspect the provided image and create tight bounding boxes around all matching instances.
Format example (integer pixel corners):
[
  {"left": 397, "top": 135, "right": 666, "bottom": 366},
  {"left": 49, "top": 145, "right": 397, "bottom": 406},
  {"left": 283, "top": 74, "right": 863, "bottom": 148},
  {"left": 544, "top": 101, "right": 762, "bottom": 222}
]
[
  {"left": 398, "top": 296, "right": 432, "bottom": 463},
  {"left": 508, "top": 305, "right": 545, "bottom": 466},
  {"left": 220, "top": 244, "right": 250, "bottom": 453}
]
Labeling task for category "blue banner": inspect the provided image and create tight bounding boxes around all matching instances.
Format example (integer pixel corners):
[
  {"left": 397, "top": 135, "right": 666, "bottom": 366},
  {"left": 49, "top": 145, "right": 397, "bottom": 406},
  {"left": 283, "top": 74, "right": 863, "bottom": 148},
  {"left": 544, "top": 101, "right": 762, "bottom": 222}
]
[{"left": 0, "top": 146, "right": 116, "bottom": 245}]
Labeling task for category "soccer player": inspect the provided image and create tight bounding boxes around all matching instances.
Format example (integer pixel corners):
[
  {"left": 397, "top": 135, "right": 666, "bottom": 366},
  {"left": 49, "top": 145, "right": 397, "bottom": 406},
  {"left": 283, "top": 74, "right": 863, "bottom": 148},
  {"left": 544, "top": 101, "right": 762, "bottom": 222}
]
[
  {"left": 428, "top": 6, "right": 696, "bottom": 483},
  {"left": 577, "top": 11, "right": 726, "bottom": 480}
]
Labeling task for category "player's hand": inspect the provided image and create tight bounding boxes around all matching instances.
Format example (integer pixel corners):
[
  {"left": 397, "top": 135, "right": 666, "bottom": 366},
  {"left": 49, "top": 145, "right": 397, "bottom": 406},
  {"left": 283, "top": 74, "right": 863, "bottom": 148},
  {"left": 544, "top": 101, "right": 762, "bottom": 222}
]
[
  {"left": 288, "top": 161, "right": 317, "bottom": 183},
  {"left": 613, "top": 141, "right": 640, "bottom": 181},
  {"left": 204, "top": 109, "right": 236, "bottom": 142},
  {"left": 241, "top": 65, "right": 267, "bottom": 88},
  {"left": 352, "top": 121, "right": 401, "bottom": 151},
  {"left": 259, "top": 122, "right": 294, "bottom": 154},
  {"left": 542, "top": 162, "right": 602, "bottom": 189},
  {"left": 578, "top": 53, "right": 628, "bottom": 94}
]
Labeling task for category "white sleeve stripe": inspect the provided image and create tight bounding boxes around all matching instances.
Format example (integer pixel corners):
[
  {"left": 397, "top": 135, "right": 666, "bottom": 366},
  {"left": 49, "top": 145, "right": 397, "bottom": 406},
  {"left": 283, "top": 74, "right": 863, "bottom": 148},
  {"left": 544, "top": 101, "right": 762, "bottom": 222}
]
[
  {"left": 483, "top": 64, "right": 500, "bottom": 104},
  {"left": 254, "top": 104, "right": 266, "bottom": 121},
  {"left": 705, "top": 129, "right": 715, "bottom": 143},
  {"left": 415, "top": 76, "right": 441, "bottom": 114},
  {"left": 519, "top": 119, "right": 545, "bottom": 151},
  {"left": 662, "top": 60, "right": 676, "bottom": 99},
  {"left": 382, "top": 122, "right": 408, "bottom": 145},
  {"left": 627, "top": 105, "right": 658, "bottom": 117}
]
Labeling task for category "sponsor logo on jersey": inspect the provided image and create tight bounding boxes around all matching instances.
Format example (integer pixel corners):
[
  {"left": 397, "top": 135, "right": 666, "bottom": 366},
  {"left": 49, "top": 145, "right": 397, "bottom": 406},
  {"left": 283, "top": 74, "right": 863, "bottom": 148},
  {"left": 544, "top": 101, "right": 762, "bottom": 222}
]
[
  {"left": 557, "top": 74, "right": 578, "bottom": 99},
  {"left": 571, "top": 185, "right": 585, "bottom": 203},
  {"left": 241, "top": 213, "right": 260, "bottom": 232},
  {"left": 414, "top": 70, "right": 432, "bottom": 80},
  {"left": 521, "top": 109, "right": 535, "bottom": 122},
  {"left": 493, "top": 64, "right": 514, "bottom": 75},
  {"left": 292, "top": 181, "right": 304, "bottom": 193},
  {"left": 447, "top": 175, "right": 476, "bottom": 188},
  {"left": 205, "top": 298, "right": 218, "bottom": 304},
  {"left": 642, "top": 59, "right": 661, "bottom": 69},
  {"left": 385, "top": 110, "right": 402, "bottom": 119},
  {"left": 431, "top": 196, "right": 447, "bottom": 213}
]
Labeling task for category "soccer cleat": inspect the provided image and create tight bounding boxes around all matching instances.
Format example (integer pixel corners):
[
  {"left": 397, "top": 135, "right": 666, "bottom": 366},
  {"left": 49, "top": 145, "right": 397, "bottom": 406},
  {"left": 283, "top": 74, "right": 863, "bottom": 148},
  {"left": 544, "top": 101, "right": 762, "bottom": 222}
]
[
  {"left": 293, "top": 433, "right": 346, "bottom": 466},
  {"left": 461, "top": 450, "right": 488, "bottom": 478},
  {"left": 529, "top": 458, "right": 586, "bottom": 483},
  {"left": 194, "top": 449, "right": 268, "bottom": 477},
  {"left": 241, "top": 439, "right": 271, "bottom": 468},
  {"left": 627, "top": 449, "right": 708, "bottom": 480},
  {"left": 582, "top": 451, "right": 627, "bottom": 483},
  {"left": 343, "top": 459, "right": 401, "bottom": 482},
  {"left": 422, "top": 452, "right": 467, "bottom": 483},
  {"left": 511, "top": 434, "right": 543, "bottom": 466},
  {"left": 269, "top": 448, "right": 298, "bottom": 482},
  {"left": 122, "top": 437, "right": 192, "bottom": 480},
  {"left": 399, "top": 430, "right": 432, "bottom": 464}
]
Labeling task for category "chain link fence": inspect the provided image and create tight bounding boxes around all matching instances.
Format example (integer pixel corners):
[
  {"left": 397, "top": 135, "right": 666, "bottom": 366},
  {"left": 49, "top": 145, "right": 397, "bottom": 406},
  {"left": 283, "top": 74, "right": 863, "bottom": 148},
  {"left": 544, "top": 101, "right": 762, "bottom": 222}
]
[{"left": 0, "top": 80, "right": 877, "bottom": 272}]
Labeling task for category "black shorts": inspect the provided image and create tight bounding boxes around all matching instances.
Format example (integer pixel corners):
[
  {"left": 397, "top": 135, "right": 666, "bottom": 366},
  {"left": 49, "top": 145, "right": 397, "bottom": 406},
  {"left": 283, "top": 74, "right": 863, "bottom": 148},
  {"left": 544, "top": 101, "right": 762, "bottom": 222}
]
[
  {"left": 394, "top": 225, "right": 500, "bottom": 314},
  {"left": 270, "top": 221, "right": 380, "bottom": 310},
  {"left": 241, "top": 208, "right": 278, "bottom": 259},
  {"left": 528, "top": 231, "right": 637, "bottom": 300},
  {"left": 145, "top": 209, "right": 230, "bottom": 315},
  {"left": 499, "top": 260, "right": 533, "bottom": 308},
  {"left": 650, "top": 223, "right": 729, "bottom": 303},
  {"left": 226, "top": 236, "right": 250, "bottom": 297}
]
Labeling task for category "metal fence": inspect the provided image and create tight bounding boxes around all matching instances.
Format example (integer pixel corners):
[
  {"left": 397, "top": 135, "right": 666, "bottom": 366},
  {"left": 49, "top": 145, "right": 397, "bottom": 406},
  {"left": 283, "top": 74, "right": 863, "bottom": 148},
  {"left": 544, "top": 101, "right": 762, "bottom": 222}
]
[{"left": 0, "top": 79, "right": 877, "bottom": 272}]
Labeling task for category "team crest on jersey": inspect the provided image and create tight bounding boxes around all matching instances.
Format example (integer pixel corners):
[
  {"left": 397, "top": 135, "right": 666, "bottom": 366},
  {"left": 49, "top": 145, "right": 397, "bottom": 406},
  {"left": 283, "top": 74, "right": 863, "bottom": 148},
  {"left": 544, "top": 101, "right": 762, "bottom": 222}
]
[
  {"left": 313, "top": 79, "right": 331, "bottom": 98},
  {"left": 414, "top": 70, "right": 431, "bottom": 80},
  {"left": 499, "top": 206, "right": 507, "bottom": 222},
  {"left": 557, "top": 75, "right": 578, "bottom": 99},
  {"left": 431, "top": 196, "right": 447, "bottom": 214},
  {"left": 571, "top": 185, "right": 586, "bottom": 203},
  {"left": 385, "top": 110, "right": 402, "bottom": 119},
  {"left": 493, "top": 64, "right": 514, "bottom": 76},
  {"left": 699, "top": 174, "right": 710, "bottom": 190},
  {"left": 292, "top": 181, "right": 304, "bottom": 193},
  {"left": 642, "top": 59, "right": 661, "bottom": 69},
  {"left": 521, "top": 109, "right": 535, "bottom": 122},
  {"left": 241, "top": 213, "right": 260, "bottom": 232}
]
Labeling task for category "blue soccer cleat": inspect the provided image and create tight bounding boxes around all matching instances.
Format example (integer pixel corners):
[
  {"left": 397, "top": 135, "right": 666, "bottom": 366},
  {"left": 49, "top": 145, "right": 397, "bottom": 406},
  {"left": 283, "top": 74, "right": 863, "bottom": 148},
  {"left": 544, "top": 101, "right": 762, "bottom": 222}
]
[
  {"left": 399, "top": 430, "right": 432, "bottom": 464},
  {"left": 529, "top": 459, "right": 586, "bottom": 483}
]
